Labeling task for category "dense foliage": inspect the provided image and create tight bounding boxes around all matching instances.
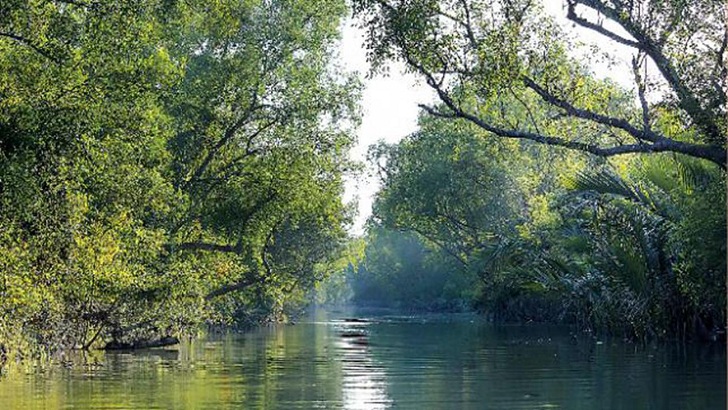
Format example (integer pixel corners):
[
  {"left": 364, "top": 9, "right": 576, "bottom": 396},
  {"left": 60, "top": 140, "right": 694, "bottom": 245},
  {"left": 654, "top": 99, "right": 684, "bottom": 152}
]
[
  {"left": 348, "top": 0, "right": 726, "bottom": 341},
  {"left": 355, "top": 117, "right": 725, "bottom": 340},
  {"left": 0, "top": 0, "right": 359, "bottom": 363},
  {"left": 0, "top": 0, "right": 724, "bottom": 369}
]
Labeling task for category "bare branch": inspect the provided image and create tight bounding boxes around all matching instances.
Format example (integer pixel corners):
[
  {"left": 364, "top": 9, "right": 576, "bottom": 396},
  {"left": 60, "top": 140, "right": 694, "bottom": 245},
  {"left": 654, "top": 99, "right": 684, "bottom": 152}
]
[
  {"left": 458, "top": 0, "right": 477, "bottom": 47},
  {"left": 631, "top": 53, "right": 650, "bottom": 134},
  {"left": 566, "top": 1, "right": 639, "bottom": 48}
]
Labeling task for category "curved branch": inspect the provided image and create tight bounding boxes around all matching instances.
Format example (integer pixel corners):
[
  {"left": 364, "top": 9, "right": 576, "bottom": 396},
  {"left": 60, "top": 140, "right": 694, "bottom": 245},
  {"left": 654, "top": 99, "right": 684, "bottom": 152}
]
[
  {"left": 401, "top": 30, "right": 725, "bottom": 168},
  {"left": 522, "top": 76, "right": 655, "bottom": 142},
  {"left": 565, "top": 2, "right": 639, "bottom": 48},
  {"left": 420, "top": 104, "right": 726, "bottom": 167},
  {"left": 570, "top": 0, "right": 721, "bottom": 142},
  {"left": 373, "top": 0, "right": 726, "bottom": 167},
  {"left": 205, "top": 276, "right": 258, "bottom": 300},
  {"left": 0, "top": 32, "right": 62, "bottom": 63}
]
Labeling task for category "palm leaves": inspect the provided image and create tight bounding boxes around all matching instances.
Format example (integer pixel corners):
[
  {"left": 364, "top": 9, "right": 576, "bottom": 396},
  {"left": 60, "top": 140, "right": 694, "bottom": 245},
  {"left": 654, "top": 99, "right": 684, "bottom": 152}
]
[
  {"left": 563, "top": 167, "right": 662, "bottom": 214},
  {"left": 548, "top": 156, "right": 724, "bottom": 339}
]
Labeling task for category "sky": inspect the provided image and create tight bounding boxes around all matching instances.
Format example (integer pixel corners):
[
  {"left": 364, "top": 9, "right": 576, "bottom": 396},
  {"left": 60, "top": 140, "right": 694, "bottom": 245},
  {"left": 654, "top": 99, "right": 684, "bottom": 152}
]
[
  {"left": 338, "top": 19, "right": 434, "bottom": 235},
  {"left": 337, "top": 2, "right": 637, "bottom": 236}
]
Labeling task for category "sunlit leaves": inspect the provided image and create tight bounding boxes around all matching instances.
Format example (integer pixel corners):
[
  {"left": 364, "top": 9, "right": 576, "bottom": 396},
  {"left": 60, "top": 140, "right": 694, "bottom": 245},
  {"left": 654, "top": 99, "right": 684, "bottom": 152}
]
[{"left": 0, "top": 0, "right": 359, "bottom": 357}]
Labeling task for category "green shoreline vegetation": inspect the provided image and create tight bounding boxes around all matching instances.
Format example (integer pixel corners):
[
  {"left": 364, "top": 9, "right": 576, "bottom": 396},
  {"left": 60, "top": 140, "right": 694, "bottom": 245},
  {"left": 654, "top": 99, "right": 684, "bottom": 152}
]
[
  {"left": 328, "top": 0, "right": 726, "bottom": 341},
  {"left": 0, "top": 0, "right": 725, "bottom": 372},
  {"left": 0, "top": 0, "right": 360, "bottom": 368}
]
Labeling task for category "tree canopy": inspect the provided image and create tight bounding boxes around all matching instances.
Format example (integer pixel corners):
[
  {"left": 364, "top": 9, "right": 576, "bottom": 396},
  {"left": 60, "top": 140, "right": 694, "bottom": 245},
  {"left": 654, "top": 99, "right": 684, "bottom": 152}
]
[
  {"left": 0, "top": 0, "right": 359, "bottom": 358},
  {"left": 354, "top": 110, "right": 725, "bottom": 339},
  {"left": 354, "top": 0, "right": 727, "bottom": 167}
]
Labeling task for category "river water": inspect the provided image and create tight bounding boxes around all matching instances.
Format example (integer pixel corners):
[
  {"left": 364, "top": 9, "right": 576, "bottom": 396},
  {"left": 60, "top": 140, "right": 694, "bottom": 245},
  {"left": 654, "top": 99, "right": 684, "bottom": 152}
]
[{"left": 0, "top": 310, "right": 725, "bottom": 409}]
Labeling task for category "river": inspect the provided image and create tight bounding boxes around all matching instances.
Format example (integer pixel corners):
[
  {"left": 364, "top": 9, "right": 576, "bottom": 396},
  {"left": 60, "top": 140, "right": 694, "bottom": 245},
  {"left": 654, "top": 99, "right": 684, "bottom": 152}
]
[{"left": 0, "top": 309, "right": 724, "bottom": 409}]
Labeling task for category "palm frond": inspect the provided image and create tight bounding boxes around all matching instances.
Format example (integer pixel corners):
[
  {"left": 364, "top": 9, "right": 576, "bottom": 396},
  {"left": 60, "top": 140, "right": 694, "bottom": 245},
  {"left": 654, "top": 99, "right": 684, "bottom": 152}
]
[
  {"left": 564, "top": 168, "right": 637, "bottom": 200},
  {"left": 674, "top": 155, "right": 716, "bottom": 192},
  {"left": 564, "top": 167, "right": 668, "bottom": 216}
]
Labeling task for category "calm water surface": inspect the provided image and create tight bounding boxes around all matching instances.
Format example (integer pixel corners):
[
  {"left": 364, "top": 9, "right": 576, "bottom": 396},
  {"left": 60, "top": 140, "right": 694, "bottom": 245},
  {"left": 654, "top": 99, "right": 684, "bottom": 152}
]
[{"left": 0, "top": 310, "right": 725, "bottom": 409}]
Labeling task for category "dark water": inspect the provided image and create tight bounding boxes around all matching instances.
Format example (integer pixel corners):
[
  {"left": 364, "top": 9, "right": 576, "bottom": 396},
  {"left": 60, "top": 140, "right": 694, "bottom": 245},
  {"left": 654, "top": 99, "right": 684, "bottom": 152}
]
[{"left": 0, "top": 310, "right": 725, "bottom": 409}]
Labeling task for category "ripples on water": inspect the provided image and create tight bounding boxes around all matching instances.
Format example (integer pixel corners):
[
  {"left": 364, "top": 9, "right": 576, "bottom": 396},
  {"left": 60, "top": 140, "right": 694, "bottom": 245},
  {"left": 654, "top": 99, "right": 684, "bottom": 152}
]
[{"left": 0, "top": 310, "right": 724, "bottom": 409}]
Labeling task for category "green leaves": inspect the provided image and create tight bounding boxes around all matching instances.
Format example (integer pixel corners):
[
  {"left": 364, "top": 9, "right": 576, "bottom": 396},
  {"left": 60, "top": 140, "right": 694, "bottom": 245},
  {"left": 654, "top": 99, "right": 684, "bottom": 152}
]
[
  {"left": 0, "top": 0, "right": 360, "bottom": 357},
  {"left": 355, "top": 0, "right": 726, "bottom": 166},
  {"left": 359, "top": 78, "right": 724, "bottom": 339}
]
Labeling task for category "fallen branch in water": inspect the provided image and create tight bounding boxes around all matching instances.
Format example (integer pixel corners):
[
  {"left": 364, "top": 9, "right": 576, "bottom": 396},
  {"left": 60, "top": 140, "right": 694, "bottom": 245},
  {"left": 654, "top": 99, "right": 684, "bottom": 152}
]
[{"left": 103, "top": 336, "right": 180, "bottom": 350}]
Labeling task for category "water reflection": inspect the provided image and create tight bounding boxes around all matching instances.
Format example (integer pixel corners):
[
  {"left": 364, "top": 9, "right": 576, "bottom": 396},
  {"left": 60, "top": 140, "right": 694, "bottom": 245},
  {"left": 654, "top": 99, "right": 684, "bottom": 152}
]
[
  {"left": 333, "top": 318, "right": 391, "bottom": 409},
  {"left": 0, "top": 311, "right": 724, "bottom": 409}
]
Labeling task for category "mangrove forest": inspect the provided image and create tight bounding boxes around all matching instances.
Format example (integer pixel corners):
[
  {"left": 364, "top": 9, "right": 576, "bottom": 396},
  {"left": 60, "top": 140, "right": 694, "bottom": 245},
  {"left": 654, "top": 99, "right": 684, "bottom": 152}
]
[{"left": 0, "top": 1, "right": 725, "bottom": 407}]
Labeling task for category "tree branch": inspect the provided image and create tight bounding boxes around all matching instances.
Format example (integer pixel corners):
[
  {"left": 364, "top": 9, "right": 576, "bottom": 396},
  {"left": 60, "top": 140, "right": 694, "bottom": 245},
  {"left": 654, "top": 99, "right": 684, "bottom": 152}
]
[
  {"left": 571, "top": 0, "right": 721, "bottom": 142},
  {"left": 174, "top": 242, "right": 239, "bottom": 253},
  {"left": 0, "top": 32, "right": 62, "bottom": 63},
  {"left": 374, "top": 0, "right": 726, "bottom": 168},
  {"left": 205, "top": 276, "right": 258, "bottom": 300},
  {"left": 419, "top": 103, "right": 726, "bottom": 167},
  {"left": 631, "top": 53, "right": 651, "bottom": 134},
  {"left": 522, "top": 76, "right": 656, "bottom": 142},
  {"left": 565, "top": 1, "right": 639, "bottom": 48},
  {"left": 401, "top": 34, "right": 725, "bottom": 167}
]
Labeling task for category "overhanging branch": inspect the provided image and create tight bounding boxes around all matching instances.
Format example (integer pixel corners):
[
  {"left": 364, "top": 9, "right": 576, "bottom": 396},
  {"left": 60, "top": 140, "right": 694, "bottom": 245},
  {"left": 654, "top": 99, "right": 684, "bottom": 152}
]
[
  {"left": 570, "top": 0, "right": 721, "bottom": 142},
  {"left": 522, "top": 76, "right": 656, "bottom": 142},
  {"left": 419, "top": 103, "right": 726, "bottom": 167},
  {"left": 205, "top": 276, "right": 258, "bottom": 300},
  {"left": 402, "top": 30, "right": 725, "bottom": 168}
]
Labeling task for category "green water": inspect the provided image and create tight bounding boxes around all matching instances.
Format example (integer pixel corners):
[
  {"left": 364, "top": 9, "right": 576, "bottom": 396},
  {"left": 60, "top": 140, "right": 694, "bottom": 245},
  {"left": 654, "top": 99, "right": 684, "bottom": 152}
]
[{"left": 0, "top": 310, "right": 725, "bottom": 409}]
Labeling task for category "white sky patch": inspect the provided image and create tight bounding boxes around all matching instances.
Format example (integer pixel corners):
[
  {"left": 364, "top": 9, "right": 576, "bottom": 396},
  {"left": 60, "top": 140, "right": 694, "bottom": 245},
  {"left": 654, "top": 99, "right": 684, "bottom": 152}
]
[{"left": 339, "top": 18, "right": 434, "bottom": 236}]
